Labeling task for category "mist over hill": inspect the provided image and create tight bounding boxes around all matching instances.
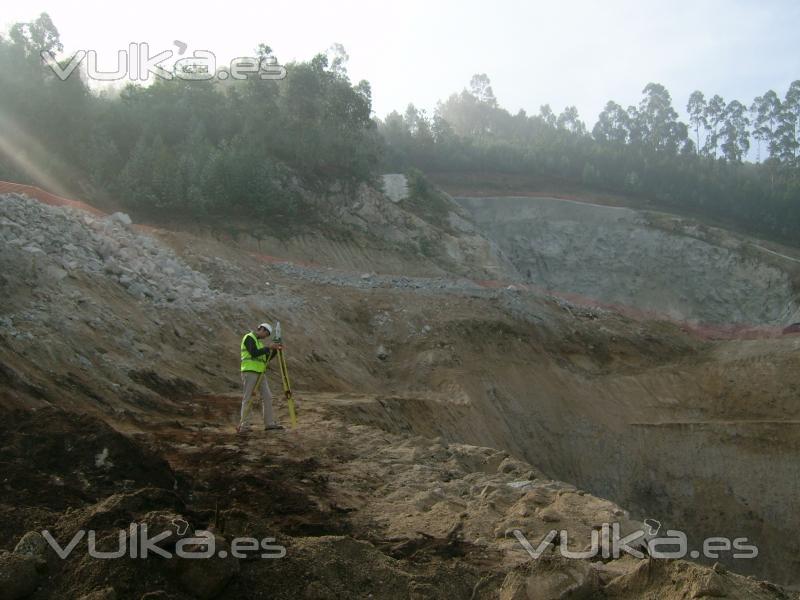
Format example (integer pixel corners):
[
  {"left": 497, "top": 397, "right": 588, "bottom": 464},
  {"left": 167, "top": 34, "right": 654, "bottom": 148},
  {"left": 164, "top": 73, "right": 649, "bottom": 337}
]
[{"left": 1, "top": 13, "right": 799, "bottom": 245}]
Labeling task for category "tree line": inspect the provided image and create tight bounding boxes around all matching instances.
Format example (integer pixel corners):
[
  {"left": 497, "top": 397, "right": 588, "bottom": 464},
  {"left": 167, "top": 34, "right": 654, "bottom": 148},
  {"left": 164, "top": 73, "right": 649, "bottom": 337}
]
[
  {"left": 1, "top": 14, "right": 798, "bottom": 245},
  {"left": 379, "top": 75, "right": 800, "bottom": 244},
  {"left": 0, "top": 15, "right": 380, "bottom": 227}
]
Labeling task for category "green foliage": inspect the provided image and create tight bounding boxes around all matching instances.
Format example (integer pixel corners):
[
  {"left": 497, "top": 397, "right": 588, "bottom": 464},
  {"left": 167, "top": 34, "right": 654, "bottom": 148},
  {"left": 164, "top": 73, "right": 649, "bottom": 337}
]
[
  {"left": 0, "top": 13, "right": 90, "bottom": 190},
  {"left": 378, "top": 75, "right": 800, "bottom": 246},
  {"left": 2, "top": 14, "right": 798, "bottom": 247},
  {"left": 406, "top": 168, "right": 431, "bottom": 197},
  {"left": 0, "top": 15, "right": 381, "bottom": 225},
  {"left": 418, "top": 235, "right": 442, "bottom": 258},
  {"left": 402, "top": 168, "right": 452, "bottom": 230}
]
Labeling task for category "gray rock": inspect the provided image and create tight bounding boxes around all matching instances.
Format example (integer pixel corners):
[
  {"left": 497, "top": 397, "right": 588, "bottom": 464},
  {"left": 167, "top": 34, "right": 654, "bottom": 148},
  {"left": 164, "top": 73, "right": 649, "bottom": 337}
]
[
  {"left": 128, "top": 283, "right": 147, "bottom": 299},
  {"left": 103, "top": 259, "right": 122, "bottom": 276},
  {"left": 22, "top": 244, "right": 44, "bottom": 255},
  {"left": 44, "top": 265, "right": 68, "bottom": 282},
  {"left": 13, "top": 531, "right": 48, "bottom": 560},
  {"left": 109, "top": 212, "right": 132, "bottom": 227},
  {"left": 1, "top": 193, "right": 222, "bottom": 307},
  {"left": 96, "top": 240, "right": 117, "bottom": 259},
  {"left": 381, "top": 174, "right": 409, "bottom": 203}
]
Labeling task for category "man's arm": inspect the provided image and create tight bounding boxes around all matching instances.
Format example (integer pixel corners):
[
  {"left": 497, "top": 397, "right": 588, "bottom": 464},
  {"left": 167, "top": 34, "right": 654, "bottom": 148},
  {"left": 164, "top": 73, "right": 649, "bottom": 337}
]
[
  {"left": 244, "top": 336, "right": 271, "bottom": 358},
  {"left": 245, "top": 336, "right": 282, "bottom": 358}
]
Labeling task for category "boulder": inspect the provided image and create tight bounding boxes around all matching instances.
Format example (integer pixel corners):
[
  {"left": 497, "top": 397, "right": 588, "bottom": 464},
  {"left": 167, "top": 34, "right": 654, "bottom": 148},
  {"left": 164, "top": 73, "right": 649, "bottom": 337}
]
[
  {"left": 13, "top": 531, "right": 48, "bottom": 560},
  {"left": 44, "top": 265, "right": 68, "bottom": 282},
  {"left": 381, "top": 174, "right": 409, "bottom": 203},
  {"left": 109, "top": 212, "right": 132, "bottom": 227}
]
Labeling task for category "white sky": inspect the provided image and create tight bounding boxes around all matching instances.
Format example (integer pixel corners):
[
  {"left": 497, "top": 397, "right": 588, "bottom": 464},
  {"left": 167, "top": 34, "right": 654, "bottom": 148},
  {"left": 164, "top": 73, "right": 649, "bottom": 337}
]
[{"left": 2, "top": 0, "right": 798, "bottom": 125}]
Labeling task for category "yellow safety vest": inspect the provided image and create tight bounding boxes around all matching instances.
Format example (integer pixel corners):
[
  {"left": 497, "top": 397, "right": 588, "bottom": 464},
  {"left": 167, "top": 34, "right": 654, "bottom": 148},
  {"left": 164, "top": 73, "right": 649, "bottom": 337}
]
[{"left": 240, "top": 332, "right": 270, "bottom": 373}]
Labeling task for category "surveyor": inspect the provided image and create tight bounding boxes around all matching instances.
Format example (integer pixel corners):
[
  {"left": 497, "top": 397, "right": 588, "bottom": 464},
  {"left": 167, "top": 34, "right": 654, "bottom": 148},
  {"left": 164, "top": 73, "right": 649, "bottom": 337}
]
[{"left": 238, "top": 323, "right": 284, "bottom": 432}]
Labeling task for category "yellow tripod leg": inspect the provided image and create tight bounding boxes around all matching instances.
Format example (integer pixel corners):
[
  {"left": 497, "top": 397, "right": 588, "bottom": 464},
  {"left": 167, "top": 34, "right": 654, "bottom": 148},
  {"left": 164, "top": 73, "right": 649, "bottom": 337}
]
[{"left": 278, "top": 349, "right": 297, "bottom": 428}]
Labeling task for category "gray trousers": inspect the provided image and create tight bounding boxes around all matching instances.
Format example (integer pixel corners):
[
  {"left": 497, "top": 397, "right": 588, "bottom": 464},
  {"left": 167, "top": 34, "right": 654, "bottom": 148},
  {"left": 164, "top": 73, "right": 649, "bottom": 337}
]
[{"left": 240, "top": 371, "right": 276, "bottom": 427}]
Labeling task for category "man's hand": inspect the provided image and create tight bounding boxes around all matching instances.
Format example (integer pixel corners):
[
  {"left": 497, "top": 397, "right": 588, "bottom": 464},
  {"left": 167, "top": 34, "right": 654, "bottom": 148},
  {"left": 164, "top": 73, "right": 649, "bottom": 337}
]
[{"left": 268, "top": 342, "right": 284, "bottom": 351}]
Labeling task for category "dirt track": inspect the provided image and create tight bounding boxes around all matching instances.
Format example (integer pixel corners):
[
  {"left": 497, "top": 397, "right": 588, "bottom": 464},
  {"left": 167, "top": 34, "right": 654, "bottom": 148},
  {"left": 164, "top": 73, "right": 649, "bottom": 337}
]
[{"left": 4, "top": 391, "right": 796, "bottom": 599}]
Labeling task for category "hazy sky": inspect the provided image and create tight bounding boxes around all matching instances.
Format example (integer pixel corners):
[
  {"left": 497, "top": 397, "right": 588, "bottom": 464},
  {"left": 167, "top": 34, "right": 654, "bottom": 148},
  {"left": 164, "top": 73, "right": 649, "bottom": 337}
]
[{"left": 2, "top": 0, "right": 798, "bottom": 125}]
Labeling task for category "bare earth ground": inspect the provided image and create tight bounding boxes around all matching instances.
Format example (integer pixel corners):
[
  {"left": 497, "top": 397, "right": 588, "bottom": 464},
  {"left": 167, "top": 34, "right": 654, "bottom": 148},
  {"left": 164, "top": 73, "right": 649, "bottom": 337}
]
[
  {"left": 2, "top": 392, "right": 797, "bottom": 600},
  {"left": 3, "top": 190, "right": 800, "bottom": 598}
]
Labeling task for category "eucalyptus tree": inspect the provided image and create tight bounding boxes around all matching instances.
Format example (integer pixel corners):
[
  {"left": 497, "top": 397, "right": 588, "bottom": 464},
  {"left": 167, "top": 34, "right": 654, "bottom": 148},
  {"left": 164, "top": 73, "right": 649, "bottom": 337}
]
[
  {"left": 750, "top": 91, "right": 781, "bottom": 162},
  {"left": 720, "top": 100, "right": 750, "bottom": 163},
  {"left": 703, "top": 95, "right": 727, "bottom": 158},
  {"left": 687, "top": 91, "right": 707, "bottom": 152}
]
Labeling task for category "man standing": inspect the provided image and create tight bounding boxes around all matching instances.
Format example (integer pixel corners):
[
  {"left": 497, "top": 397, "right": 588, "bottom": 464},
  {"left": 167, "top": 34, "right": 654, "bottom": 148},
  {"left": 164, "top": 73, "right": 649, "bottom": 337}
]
[{"left": 238, "top": 323, "right": 284, "bottom": 433}]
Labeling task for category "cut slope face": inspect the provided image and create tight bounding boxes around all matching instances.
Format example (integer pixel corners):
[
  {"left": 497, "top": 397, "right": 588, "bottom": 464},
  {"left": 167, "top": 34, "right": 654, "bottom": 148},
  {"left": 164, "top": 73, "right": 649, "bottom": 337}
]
[
  {"left": 182, "top": 178, "right": 515, "bottom": 280},
  {"left": 3, "top": 190, "right": 800, "bottom": 593},
  {"left": 457, "top": 196, "right": 800, "bottom": 325},
  {"left": 341, "top": 301, "right": 800, "bottom": 586}
]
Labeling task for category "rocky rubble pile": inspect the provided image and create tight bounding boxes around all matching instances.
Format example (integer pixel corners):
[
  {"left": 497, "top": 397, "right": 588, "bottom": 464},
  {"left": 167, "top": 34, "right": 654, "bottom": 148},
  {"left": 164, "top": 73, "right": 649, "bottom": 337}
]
[
  {"left": 0, "top": 193, "right": 216, "bottom": 306},
  {"left": 273, "top": 261, "right": 487, "bottom": 292}
]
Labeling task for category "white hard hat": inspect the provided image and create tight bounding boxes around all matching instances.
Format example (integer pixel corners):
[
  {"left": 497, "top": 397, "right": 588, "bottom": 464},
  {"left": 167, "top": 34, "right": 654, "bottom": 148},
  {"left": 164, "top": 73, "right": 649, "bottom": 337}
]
[{"left": 258, "top": 323, "right": 272, "bottom": 334}]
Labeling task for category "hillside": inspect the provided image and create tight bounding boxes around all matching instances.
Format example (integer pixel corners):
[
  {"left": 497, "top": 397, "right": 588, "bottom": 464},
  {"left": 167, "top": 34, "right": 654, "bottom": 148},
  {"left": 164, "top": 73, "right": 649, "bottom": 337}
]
[{"left": 2, "top": 179, "right": 800, "bottom": 599}]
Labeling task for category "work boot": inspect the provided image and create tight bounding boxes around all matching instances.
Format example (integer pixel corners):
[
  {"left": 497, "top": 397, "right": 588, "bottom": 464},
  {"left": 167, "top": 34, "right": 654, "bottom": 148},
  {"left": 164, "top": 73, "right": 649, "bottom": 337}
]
[
  {"left": 236, "top": 423, "right": 251, "bottom": 434},
  {"left": 265, "top": 423, "right": 284, "bottom": 431}
]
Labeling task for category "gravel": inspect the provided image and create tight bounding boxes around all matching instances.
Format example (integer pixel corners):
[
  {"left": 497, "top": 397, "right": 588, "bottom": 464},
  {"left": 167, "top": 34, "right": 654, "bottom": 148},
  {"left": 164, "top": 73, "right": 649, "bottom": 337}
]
[{"left": 0, "top": 193, "right": 217, "bottom": 307}]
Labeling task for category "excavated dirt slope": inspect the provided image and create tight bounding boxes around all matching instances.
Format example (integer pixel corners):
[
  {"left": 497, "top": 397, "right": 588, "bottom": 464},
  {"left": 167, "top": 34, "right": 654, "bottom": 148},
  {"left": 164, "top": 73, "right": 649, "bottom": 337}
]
[{"left": 2, "top": 188, "right": 800, "bottom": 598}]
